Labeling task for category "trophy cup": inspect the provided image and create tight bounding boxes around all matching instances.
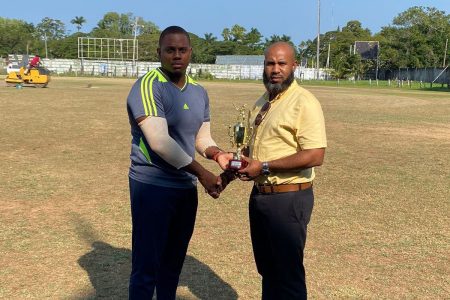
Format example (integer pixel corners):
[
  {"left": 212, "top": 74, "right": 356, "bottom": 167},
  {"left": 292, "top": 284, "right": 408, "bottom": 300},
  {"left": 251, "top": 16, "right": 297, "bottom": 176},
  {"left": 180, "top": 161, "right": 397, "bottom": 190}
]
[{"left": 228, "top": 104, "right": 252, "bottom": 170}]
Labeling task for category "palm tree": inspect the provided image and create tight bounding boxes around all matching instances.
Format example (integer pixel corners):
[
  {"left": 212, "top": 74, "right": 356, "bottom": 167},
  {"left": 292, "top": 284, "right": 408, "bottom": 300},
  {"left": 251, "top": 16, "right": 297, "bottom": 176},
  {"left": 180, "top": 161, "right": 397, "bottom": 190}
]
[
  {"left": 71, "top": 16, "right": 86, "bottom": 32},
  {"left": 204, "top": 33, "right": 217, "bottom": 43}
]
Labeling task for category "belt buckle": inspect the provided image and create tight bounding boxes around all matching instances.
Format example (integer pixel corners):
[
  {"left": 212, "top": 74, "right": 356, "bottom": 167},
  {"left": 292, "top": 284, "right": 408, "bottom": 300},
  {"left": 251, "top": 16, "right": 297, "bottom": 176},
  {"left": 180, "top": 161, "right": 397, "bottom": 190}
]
[{"left": 257, "top": 183, "right": 271, "bottom": 194}]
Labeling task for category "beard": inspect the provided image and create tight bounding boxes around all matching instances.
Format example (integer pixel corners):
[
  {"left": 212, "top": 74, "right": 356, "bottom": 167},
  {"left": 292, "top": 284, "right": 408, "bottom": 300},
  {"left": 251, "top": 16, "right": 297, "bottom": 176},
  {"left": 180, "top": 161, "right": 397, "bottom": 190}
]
[{"left": 263, "top": 71, "right": 295, "bottom": 99}]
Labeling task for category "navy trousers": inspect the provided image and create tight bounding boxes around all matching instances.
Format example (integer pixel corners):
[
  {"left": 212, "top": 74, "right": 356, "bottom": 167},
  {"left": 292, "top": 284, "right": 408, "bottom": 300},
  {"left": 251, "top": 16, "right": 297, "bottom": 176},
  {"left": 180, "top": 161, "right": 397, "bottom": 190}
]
[
  {"left": 128, "top": 178, "right": 198, "bottom": 300},
  {"left": 249, "top": 186, "right": 314, "bottom": 300}
]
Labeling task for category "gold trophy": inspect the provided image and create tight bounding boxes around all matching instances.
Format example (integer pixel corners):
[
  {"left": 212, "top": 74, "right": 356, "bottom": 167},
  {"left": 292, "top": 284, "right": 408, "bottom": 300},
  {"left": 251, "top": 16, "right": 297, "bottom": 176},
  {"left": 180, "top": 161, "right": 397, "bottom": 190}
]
[{"left": 228, "top": 104, "right": 252, "bottom": 170}]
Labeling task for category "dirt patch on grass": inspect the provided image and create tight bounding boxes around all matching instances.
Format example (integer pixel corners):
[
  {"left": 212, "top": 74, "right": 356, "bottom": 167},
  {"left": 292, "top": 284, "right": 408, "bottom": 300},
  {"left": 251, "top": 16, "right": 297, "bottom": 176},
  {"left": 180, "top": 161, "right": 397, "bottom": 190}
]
[
  {"left": 1, "top": 78, "right": 449, "bottom": 299},
  {"left": 370, "top": 123, "right": 450, "bottom": 141}
]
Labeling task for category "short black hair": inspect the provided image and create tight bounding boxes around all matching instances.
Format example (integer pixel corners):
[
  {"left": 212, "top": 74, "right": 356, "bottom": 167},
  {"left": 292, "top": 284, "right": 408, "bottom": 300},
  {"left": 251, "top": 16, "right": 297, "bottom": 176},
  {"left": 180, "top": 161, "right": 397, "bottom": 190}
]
[{"left": 158, "top": 26, "right": 191, "bottom": 47}]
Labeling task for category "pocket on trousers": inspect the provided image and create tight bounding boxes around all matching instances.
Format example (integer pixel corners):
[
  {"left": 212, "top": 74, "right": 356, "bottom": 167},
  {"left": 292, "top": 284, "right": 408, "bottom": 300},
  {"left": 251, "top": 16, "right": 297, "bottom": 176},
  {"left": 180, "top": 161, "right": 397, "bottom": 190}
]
[{"left": 292, "top": 190, "right": 314, "bottom": 225}]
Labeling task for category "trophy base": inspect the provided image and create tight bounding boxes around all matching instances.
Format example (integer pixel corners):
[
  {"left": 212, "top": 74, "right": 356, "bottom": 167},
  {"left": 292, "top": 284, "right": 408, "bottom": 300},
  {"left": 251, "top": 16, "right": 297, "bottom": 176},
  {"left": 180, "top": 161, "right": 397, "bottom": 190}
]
[{"left": 228, "top": 159, "right": 248, "bottom": 170}]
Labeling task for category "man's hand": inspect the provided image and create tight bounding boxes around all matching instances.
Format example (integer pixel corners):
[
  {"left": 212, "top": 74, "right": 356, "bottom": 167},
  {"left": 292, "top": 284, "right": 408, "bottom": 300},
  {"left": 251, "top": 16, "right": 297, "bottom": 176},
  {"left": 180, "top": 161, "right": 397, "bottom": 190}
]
[
  {"left": 215, "top": 152, "right": 234, "bottom": 170},
  {"left": 237, "top": 156, "right": 263, "bottom": 181},
  {"left": 219, "top": 170, "right": 237, "bottom": 190},
  {"left": 198, "top": 170, "right": 223, "bottom": 199}
]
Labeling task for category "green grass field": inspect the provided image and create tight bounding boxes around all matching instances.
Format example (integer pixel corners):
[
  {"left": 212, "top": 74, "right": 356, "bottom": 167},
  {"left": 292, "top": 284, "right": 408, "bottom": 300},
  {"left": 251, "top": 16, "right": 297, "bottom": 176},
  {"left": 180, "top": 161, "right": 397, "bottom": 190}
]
[{"left": 0, "top": 77, "right": 449, "bottom": 299}]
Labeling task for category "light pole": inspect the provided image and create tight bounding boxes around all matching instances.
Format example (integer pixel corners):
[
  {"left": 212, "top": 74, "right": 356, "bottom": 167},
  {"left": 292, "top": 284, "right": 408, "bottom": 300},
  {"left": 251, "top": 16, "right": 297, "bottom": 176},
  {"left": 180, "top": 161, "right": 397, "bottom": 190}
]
[
  {"left": 132, "top": 17, "right": 143, "bottom": 77},
  {"left": 443, "top": 38, "right": 448, "bottom": 67},
  {"left": 316, "top": 0, "right": 320, "bottom": 80},
  {"left": 44, "top": 32, "right": 48, "bottom": 58}
]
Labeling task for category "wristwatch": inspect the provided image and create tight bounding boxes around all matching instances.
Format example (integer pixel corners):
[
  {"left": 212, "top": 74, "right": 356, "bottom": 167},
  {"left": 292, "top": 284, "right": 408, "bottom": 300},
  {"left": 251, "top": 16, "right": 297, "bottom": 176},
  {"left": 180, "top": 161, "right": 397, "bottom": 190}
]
[{"left": 261, "top": 162, "right": 270, "bottom": 176}]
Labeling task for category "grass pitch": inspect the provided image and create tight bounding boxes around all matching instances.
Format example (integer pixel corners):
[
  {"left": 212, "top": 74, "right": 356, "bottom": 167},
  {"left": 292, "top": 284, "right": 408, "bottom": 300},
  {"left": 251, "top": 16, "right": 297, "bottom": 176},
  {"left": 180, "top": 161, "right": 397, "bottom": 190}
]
[{"left": 0, "top": 77, "right": 449, "bottom": 299}]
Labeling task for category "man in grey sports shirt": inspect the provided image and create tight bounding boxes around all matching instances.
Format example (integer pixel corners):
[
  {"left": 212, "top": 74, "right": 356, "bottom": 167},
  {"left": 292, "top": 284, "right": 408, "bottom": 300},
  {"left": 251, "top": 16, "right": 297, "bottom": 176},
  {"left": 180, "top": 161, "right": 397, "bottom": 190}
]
[{"left": 126, "top": 26, "right": 232, "bottom": 299}]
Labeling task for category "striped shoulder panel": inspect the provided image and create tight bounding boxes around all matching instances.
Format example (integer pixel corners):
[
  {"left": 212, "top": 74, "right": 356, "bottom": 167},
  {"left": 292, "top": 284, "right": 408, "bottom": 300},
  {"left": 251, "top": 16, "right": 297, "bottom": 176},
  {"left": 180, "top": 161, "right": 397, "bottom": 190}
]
[
  {"left": 140, "top": 70, "right": 166, "bottom": 116},
  {"left": 155, "top": 68, "right": 168, "bottom": 82},
  {"left": 187, "top": 75, "right": 199, "bottom": 85}
]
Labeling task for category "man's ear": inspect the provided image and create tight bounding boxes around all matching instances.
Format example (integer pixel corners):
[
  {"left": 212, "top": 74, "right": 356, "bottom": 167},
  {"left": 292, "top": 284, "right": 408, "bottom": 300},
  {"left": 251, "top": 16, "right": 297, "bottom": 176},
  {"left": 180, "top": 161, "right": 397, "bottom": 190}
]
[{"left": 157, "top": 47, "right": 161, "bottom": 59}]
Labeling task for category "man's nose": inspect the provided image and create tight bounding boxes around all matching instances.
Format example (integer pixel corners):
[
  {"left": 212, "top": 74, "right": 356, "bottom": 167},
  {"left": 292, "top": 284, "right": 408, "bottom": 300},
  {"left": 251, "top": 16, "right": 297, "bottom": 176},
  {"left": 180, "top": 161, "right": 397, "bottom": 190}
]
[{"left": 272, "top": 64, "right": 280, "bottom": 73}]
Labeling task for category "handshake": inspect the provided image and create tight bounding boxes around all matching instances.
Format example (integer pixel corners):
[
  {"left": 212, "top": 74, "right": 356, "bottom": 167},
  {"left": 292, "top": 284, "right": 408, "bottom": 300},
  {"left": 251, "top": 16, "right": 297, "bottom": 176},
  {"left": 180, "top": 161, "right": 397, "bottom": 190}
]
[{"left": 200, "top": 151, "right": 264, "bottom": 199}]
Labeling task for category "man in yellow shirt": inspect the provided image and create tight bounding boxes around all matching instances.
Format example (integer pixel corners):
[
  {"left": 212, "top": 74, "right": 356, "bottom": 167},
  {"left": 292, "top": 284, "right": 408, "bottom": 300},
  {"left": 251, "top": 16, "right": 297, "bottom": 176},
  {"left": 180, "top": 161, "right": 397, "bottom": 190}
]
[{"left": 238, "top": 41, "right": 327, "bottom": 299}]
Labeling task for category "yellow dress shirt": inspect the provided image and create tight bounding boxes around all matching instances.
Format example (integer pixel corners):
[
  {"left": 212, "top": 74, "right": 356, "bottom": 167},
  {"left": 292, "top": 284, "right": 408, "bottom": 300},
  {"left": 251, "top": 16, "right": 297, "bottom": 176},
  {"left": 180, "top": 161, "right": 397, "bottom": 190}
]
[{"left": 248, "top": 81, "right": 327, "bottom": 184}]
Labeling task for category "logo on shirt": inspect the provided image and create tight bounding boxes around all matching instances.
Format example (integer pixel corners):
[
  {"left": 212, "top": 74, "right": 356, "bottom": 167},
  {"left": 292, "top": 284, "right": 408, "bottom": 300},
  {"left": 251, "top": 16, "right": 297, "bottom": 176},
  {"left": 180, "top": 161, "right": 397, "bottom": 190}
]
[{"left": 183, "top": 103, "right": 190, "bottom": 110}]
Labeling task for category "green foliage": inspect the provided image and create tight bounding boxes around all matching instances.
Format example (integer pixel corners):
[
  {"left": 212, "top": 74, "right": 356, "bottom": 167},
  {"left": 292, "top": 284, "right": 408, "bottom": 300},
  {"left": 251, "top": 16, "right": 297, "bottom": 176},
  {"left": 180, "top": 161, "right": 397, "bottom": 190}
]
[
  {"left": 342, "top": 20, "right": 372, "bottom": 38},
  {"left": 1, "top": 7, "right": 449, "bottom": 70},
  {"left": 137, "top": 32, "right": 160, "bottom": 62},
  {"left": 91, "top": 12, "right": 134, "bottom": 38},
  {"left": 191, "top": 68, "right": 215, "bottom": 80},
  {"left": 71, "top": 16, "right": 86, "bottom": 32},
  {"left": 300, "top": 6, "right": 450, "bottom": 76},
  {"left": 51, "top": 32, "right": 87, "bottom": 59},
  {"left": 0, "top": 17, "right": 35, "bottom": 56},
  {"left": 190, "top": 33, "right": 217, "bottom": 63},
  {"left": 36, "top": 17, "right": 66, "bottom": 40},
  {"left": 379, "top": 6, "right": 450, "bottom": 68}
]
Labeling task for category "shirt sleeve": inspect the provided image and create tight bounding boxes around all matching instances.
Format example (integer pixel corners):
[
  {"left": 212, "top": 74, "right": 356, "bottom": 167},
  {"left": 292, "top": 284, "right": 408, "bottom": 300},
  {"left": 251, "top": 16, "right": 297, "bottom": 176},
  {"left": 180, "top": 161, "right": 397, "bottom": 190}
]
[
  {"left": 296, "top": 96, "right": 327, "bottom": 150},
  {"left": 127, "top": 71, "right": 166, "bottom": 120},
  {"left": 203, "top": 88, "right": 211, "bottom": 122}
]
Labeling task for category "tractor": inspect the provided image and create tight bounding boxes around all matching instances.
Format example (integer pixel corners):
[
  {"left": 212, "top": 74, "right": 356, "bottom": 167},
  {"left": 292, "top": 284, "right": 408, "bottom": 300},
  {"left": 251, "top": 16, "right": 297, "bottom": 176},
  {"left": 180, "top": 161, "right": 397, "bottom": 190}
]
[
  {"left": 5, "top": 66, "right": 51, "bottom": 88},
  {"left": 5, "top": 55, "right": 50, "bottom": 87}
]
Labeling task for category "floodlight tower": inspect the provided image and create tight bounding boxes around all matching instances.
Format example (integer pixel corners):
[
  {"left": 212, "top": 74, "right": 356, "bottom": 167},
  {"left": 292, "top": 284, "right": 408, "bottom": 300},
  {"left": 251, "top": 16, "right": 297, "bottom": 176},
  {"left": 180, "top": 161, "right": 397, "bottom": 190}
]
[{"left": 316, "top": 0, "right": 320, "bottom": 80}]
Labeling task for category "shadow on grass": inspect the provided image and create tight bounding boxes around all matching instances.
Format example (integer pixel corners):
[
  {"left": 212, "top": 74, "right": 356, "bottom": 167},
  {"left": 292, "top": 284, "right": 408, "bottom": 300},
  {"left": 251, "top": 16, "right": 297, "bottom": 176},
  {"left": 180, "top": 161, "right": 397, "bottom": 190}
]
[
  {"left": 71, "top": 213, "right": 237, "bottom": 299},
  {"left": 78, "top": 243, "right": 237, "bottom": 299}
]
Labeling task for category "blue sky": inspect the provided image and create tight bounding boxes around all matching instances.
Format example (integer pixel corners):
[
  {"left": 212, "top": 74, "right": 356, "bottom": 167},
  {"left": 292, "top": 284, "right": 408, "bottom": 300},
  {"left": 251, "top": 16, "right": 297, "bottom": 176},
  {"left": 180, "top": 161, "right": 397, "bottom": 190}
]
[{"left": 2, "top": 0, "right": 449, "bottom": 45}]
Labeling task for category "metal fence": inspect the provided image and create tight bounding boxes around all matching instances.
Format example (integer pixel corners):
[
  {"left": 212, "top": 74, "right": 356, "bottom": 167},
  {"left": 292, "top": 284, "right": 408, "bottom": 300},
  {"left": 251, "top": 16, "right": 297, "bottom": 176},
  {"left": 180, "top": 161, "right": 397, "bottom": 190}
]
[{"left": 378, "top": 67, "right": 450, "bottom": 84}]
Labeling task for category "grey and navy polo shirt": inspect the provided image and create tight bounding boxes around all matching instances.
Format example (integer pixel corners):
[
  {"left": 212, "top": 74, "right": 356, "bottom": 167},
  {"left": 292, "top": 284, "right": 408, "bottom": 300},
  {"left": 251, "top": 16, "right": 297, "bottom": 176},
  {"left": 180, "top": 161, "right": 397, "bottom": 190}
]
[{"left": 127, "top": 68, "right": 210, "bottom": 188}]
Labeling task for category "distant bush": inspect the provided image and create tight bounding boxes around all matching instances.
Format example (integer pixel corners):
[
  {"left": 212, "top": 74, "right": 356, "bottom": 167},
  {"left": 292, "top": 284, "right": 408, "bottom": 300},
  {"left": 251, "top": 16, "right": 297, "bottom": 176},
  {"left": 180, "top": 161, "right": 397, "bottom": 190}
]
[{"left": 192, "top": 69, "right": 215, "bottom": 80}]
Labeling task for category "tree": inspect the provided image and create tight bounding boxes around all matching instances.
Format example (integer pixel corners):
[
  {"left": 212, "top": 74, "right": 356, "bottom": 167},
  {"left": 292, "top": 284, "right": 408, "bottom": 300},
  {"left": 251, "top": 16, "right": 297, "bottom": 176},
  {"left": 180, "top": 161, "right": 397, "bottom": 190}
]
[
  {"left": 230, "top": 24, "right": 246, "bottom": 42},
  {"left": 221, "top": 25, "right": 247, "bottom": 42},
  {"left": 264, "top": 34, "right": 295, "bottom": 49},
  {"left": 342, "top": 20, "right": 371, "bottom": 39},
  {"left": 51, "top": 32, "right": 87, "bottom": 58},
  {"left": 92, "top": 12, "right": 134, "bottom": 38},
  {"left": 135, "top": 31, "right": 160, "bottom": 61},
  {"left": 139, "top": 20, "right": 159, "bottom": 35},
  {"left": 0, "top": 17, "right": 36, "bottom": 56},
  {"left": 243, "top": 27, "right": 263, "bottom": 49},
  {"left": 71, "top": 16, "right": 86, "bottom": 32},
  {"left": 190, "top": 33, "right": 217, "bottom": 63},
  {"left": 299, "top": 20, "right": 373, "bottom": 72},
  {"left": 36, "top": 17, "right": 66, "bottom": 40},
  {"left": 330, "top": 53, "right": 352, "bottom": 78},
  {"left": 204, "top": 33, "right": 217, "bottom": 43},
  {"left": 389, "top": 6, "right": 450, "bottom": 67},
  {"left": 35, "top": 17, "right": 66, "bottom": 58},
  {"left": 298, "top": 39, "right": 315, "bottom": 64},
  {"left": 221, "top": 28, "right": 231, "bottom": 41}
]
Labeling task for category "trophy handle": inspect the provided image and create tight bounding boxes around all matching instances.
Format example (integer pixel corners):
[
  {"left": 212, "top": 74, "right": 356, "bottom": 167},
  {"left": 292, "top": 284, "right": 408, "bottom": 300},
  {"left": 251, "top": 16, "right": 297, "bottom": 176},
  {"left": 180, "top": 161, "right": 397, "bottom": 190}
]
[
  {"left": 245, "top": 126, "right": 254, "bottom": 145},
  {"left": 228, "top": 125, "right": 235, "bottom": 147},
  {"left": 226, "top": 103, "right": 251, "bottom": 170}
]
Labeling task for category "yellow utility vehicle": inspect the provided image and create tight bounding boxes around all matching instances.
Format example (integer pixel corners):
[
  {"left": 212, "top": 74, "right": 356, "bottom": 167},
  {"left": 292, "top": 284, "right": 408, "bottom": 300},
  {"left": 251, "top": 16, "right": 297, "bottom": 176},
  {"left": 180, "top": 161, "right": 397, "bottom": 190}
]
[{"left": 5, "top": 66, "right": 51, "bottom": 88}]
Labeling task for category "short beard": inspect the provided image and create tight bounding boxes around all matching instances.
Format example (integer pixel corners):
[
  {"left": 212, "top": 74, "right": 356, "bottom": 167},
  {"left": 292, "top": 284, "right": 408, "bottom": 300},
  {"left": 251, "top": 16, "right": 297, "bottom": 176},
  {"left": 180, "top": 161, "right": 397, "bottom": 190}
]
[{"left": 263, "top": 71, "right": 295, "bottom": 99}]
